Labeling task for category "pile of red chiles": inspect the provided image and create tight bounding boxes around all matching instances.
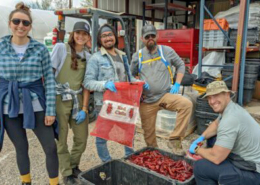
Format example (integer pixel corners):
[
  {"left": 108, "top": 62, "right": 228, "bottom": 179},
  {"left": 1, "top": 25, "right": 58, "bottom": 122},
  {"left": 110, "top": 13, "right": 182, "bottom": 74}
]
[{"left": 129, "top": 150, "right": 193, "bottom": 182}]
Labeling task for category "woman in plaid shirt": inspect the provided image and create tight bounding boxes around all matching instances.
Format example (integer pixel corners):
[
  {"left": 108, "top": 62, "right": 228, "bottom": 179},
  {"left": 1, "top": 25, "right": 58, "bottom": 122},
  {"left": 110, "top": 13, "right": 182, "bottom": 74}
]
[{"left": 0, "top": 2, "right": 59, "bottom": 185}]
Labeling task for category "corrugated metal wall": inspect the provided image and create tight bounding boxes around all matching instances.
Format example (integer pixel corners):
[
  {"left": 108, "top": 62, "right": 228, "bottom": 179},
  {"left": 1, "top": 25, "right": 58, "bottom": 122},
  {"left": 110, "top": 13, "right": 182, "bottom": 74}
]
[
  {"left": 97, "top": 0, "right": 186, "bottom": 20},
  {"left": 98, "top": 0, "right": 126, "bottom": 12}
]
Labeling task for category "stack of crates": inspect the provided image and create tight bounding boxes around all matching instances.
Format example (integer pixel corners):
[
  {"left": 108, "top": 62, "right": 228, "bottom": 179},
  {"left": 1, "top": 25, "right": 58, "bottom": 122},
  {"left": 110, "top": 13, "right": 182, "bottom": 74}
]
[
  {"left": 203, "top": 19, "right": 229, "bottom": 48},
  {"left": 222, "top": 60, "right": 260, "bottom": 104}
]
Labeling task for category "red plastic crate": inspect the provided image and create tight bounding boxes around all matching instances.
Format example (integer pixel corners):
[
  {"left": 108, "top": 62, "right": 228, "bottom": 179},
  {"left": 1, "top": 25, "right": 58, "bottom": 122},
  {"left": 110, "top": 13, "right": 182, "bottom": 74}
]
[{"left": 204, "top": 18, "right": 229, "bottom": 31}]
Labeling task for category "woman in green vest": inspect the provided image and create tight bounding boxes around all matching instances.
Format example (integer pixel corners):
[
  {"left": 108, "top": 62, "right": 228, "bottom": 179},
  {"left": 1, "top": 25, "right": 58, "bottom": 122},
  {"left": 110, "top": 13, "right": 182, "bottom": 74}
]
[{"left": 51, "top": 22, "right": 91, "bottom": 185}]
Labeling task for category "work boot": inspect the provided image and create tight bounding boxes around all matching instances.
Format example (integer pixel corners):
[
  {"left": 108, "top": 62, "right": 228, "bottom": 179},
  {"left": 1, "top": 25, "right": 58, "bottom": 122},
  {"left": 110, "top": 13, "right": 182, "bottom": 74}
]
[
  {"left": 167, "top": 139, "right": 185, "bottom": 156},
  {"left": 72, "top": 166, "right": 82, "bottom": 178},
  {"left": 63, "top": 175, "right": 78, "bottom": 185},
  {"left": 21, "top": 183, "right": 31, "bottom": 185}
]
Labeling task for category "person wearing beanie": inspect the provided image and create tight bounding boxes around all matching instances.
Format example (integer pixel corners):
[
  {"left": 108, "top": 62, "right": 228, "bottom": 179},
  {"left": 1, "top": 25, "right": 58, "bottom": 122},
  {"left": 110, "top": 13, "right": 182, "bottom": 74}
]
[
  {"left": 51, "top": 21, "right": 91, "bottom": 185},
  {"left": 83, "top": 23, "right": 149, "bottom": 162}
]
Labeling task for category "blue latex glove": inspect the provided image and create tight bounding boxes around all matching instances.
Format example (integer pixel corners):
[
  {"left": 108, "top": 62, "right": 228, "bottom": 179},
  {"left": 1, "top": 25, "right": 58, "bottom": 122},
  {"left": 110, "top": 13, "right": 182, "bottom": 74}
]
[
  {"left": 189, "top": 136, "right": 205, "bottom": 154},
  {"left": 105, "top": 81, "right": 117, "bottom": 92},
  {"left": 75, "top": 110, "right": 87, "bottom": 124},
  {"left": 170, "top": 82, "right": 180, "bottom": 94},
  {"left": 189, "top": 142, "right": 198, "bottom": 154},
  {"left": 143, "top": 82, "right": 150, "bottom": 90},
  {"left": 192, "top": 135, "right": 205, "bottom": 145}
]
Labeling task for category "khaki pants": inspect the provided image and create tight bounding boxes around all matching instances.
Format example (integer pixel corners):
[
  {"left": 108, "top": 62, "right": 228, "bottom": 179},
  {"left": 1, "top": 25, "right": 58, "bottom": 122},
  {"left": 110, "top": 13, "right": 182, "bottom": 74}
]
[
  {"left": 56, "top": 94, "right": 88, "bottom": 177},
  {"left": 140, "top": 93, "right": 192, "bottom": 147}
]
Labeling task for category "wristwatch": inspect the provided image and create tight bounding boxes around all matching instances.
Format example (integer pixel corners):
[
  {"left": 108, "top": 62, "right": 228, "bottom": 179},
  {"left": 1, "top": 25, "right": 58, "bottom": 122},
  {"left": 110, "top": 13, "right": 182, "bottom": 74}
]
[{"left": 195, "top": 145, "right": 200, "bottom": 154}]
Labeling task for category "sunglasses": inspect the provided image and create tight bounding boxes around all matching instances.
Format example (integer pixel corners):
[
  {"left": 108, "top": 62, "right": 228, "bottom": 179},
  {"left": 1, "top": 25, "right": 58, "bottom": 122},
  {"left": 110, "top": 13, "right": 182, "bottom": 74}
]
[
  {"left": 144, "top": 34, "right": 156, "bottom": 40},
  {"left": 11, "top": 18, "right": 31, "bottom": 27}
]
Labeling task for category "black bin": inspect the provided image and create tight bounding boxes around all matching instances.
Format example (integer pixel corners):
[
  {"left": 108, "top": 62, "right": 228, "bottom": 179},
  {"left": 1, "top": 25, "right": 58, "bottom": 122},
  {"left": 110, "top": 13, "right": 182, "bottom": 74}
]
[
  {"left": 124, "top": 147, "right": 196, "bottom": 185},
  {"left": 79, "top": 159, "right": 179, "bottom": 185},
  {"left": 195, "top": 110, "right": 219, "bottom": 135}
]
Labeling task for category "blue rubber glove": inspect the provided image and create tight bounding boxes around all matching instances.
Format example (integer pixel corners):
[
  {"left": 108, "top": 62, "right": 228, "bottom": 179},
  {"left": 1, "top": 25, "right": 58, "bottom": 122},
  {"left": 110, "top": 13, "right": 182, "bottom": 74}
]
[
  {"left": 189, "top": 136, "right": 205, "bottom": 154},
  {"left": 143, "top": 82, "right": 150, "bottom": 90},
  {"left": 189, "top": 142, "right": 198, "bottom": 154},
  {"left": 192, "top": 135, "right": 205, "bottom": 145},
  {"left": 75, "top": 110, "right": 87, "bottom": 124},
  {"left": 170, "top": 82, "right": 180, "bottom": 94},
  {"left": 105, "top": 81, "right": 117, "bottom": 92}
]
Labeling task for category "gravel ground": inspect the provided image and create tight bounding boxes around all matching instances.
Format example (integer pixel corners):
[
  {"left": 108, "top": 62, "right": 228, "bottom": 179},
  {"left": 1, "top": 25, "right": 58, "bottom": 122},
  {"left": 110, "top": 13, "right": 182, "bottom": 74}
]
[{"left": 0, "top": 120, "right": 198, "bottom": 185}]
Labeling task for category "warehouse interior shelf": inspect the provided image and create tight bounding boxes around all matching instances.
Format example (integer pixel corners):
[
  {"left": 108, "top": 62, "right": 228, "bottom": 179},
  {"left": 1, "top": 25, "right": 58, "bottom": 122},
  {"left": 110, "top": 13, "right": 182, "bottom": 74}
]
[
  {"left": 246, "top": 45, "right": 260, "bottom": 52},
  {"left": 202, "top": 46, "right": 235, "bottom": 52},
  {"left": 145, "top": 2, "right": 196, "bottom": 14},
  {"left": 198, "top": 0, "right": 252, "bottom": 105},
  {"left": 202, "top": 45, "right": 260, "bottom": 52}
]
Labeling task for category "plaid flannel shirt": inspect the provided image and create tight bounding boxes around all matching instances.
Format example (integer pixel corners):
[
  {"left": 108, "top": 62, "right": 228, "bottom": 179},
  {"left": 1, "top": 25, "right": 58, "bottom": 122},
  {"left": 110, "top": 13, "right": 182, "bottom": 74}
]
[
  {"left": 0, "top": 36, "right": 56, "bottom": 116},
  {"left": 56, "top": 82, "right": 82, "bottom": 119}
]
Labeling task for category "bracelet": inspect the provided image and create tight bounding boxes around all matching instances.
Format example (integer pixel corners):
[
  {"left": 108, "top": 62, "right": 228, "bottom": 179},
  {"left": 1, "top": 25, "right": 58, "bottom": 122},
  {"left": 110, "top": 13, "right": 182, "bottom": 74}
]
[{"left": 82, "top": 107, "right": 88, "bottom": 114}]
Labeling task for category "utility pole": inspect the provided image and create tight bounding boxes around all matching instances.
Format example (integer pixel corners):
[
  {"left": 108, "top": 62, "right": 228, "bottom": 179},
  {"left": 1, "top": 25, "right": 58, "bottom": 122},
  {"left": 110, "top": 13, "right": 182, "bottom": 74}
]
[{"left": 69, "top": 0, "right": 73, "bottom": 8}]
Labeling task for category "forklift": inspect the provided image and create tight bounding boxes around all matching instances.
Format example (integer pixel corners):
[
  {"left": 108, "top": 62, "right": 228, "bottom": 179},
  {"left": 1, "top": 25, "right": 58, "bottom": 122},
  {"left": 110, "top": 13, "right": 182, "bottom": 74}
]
[{"left": 53, "top": 7, "right": 136, "bottom": 122}]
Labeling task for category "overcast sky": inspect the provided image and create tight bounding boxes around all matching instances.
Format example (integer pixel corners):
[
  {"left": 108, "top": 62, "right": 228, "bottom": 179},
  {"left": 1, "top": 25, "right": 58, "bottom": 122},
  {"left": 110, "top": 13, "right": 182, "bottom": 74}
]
[{"left": 0, "top": 0, "right": 81, "bottom": 8}]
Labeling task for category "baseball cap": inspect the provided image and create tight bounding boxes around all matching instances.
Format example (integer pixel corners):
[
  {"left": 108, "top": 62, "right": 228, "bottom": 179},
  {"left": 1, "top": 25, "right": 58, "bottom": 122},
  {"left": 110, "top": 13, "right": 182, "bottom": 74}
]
[
  {"left": 142, "top": 24, "right": 157, "bottom": 38},
  {"left": 73, "top": 22, "right": 90, "bottom": 33},
  {"left": 202, "top": 81, "right": 232, "bottom": 98}
]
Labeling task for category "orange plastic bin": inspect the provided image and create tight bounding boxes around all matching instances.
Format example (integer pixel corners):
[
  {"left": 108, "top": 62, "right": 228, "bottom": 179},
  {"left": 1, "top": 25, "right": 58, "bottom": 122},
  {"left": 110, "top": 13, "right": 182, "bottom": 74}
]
[{"left": 204, "top": 19, "right": 229, "bottom": 31}]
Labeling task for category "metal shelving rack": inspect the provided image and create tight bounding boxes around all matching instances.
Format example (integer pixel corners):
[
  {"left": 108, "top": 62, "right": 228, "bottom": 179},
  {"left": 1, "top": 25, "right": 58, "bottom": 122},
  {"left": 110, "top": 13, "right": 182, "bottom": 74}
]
[
  {"left": 142, "top": 0, "right": 197, "bottom": 27},
  {"left": 198, "top": 0, "right": 252, "bottom": 105}
]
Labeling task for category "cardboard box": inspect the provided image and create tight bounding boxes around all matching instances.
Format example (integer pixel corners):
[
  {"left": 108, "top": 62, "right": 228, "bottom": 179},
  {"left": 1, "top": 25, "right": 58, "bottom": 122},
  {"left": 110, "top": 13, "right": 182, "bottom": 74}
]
[{"left": 253, "top": 81, "right": 260, "bottom": 100}]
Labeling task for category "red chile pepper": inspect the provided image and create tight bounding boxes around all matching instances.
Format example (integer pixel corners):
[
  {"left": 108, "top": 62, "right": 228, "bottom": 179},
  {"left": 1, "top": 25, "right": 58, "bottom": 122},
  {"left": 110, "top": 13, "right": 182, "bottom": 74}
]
[
  {"left": 129, "top": 150, "right": 193, "bottom": 182},
  {"left": 106, "top": 103, "right": 112, "bottom": 114},
  {"left": 129, "top": 108, "right": 134, "bottom": 119}
]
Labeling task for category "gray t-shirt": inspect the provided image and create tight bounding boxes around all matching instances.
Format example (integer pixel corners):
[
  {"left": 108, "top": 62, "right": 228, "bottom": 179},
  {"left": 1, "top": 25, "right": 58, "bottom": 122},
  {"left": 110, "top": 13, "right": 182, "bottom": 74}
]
[
  {"left": 130, "top": 45, "right": 185, "bottom": 103},
  {"left": 108, "top": 53, "right": 127, "bottom": 82},
  {"left": 215, "top": 101, "right": 260, "bottom": 173}
]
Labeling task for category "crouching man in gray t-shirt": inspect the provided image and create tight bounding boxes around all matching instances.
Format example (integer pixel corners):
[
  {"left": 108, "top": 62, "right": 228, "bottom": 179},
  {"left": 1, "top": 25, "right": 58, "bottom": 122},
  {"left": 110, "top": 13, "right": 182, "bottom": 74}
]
[{"left": 189, "top": 81, "right": 260, "bottom": 185}]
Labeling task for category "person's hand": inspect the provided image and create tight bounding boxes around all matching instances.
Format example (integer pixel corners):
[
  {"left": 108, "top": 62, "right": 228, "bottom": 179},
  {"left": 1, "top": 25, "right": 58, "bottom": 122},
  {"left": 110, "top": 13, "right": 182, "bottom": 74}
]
[
  {"left": 143, "top": 82, "right": 150, "bottom": 90},
  {"left": 45, "top": 116, "right": 55, "bottom": 126},
  {"left": 76, "top": 110, "right": 87, "bottom": 124},
  {"left": 170, "top": 82, "right": 180, "bottom": 94},
  {"left": 192, "top": 135, "right": 205, "bottom": 145},
  {"left": 105, "top": 81, "right": 117, "bottom": 92},
  {"left": 189, "top": 142, "right": 198, "bottom": 154}
]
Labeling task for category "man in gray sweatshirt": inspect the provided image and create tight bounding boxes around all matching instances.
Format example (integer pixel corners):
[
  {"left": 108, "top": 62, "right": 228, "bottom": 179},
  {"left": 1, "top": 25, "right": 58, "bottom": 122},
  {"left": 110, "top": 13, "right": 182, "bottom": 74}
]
[{"left": 130, "top": 24, "right": 192, "bottom": 155}]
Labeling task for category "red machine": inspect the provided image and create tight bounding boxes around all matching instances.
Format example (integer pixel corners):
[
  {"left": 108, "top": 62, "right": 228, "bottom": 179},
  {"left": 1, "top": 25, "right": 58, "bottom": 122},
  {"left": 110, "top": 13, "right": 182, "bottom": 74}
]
[{"left": 157, "top": 29, "right": 199, "bottom": 73}]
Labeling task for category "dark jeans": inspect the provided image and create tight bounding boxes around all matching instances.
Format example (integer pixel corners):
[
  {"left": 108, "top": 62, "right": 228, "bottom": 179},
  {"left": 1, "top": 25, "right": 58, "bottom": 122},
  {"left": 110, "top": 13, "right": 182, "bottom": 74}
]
[
  {"left": 207, "top": 136, "right": 217, "bottom": 148},
  {"left": 194, "top": 159, "right": 260, "bottom": 185},
  {"left": 4, "top": 111, "right": 59, "bottom": 178}
]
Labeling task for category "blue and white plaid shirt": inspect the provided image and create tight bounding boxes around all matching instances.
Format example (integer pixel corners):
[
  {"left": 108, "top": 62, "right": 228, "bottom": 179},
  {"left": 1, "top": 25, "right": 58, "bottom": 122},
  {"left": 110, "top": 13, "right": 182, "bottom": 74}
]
[
  {"left": 0, "top": 35, "right": 56, "bottom": 116},
  {"left": 56, "top": 82, "right": 82, "bottom": 119}
]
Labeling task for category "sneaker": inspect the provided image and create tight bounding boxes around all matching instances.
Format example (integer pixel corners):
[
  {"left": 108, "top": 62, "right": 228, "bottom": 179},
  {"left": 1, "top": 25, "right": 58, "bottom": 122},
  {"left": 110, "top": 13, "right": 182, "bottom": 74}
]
[
  {"left": 63, "top": 175, "right": 78, "bottom": 185},
  {"left": 167, "top": 139, "right": 185, "bottom": 156},
  {"left": 72, "top": 166, "right": 82, "bottom": 178}
]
